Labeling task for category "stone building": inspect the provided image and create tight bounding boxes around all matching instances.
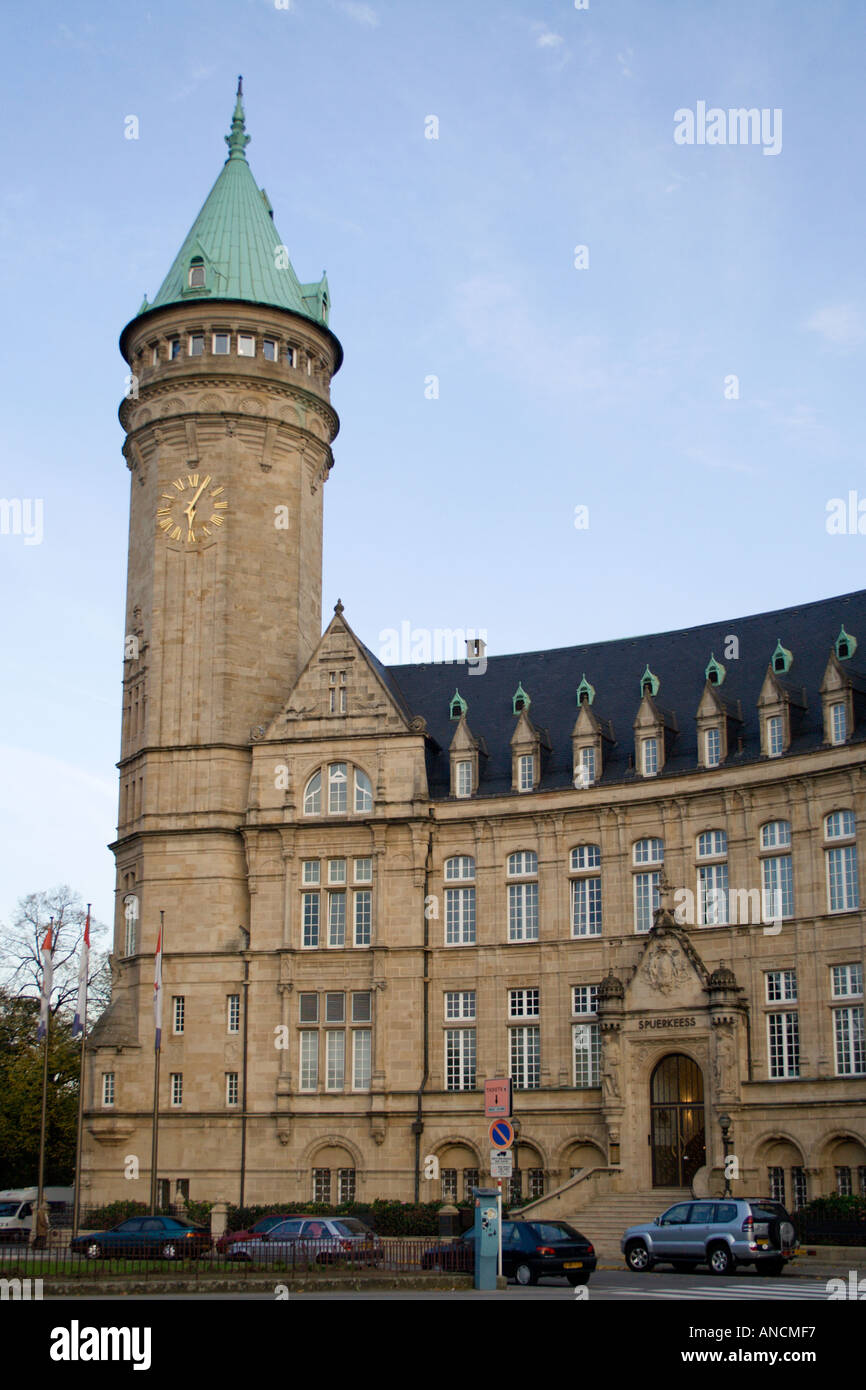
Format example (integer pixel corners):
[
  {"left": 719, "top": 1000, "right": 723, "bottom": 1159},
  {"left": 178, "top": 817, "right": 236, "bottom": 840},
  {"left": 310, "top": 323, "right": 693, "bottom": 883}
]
[{"left": 82, "top": 86, "right": 866, "bottom": 1217}]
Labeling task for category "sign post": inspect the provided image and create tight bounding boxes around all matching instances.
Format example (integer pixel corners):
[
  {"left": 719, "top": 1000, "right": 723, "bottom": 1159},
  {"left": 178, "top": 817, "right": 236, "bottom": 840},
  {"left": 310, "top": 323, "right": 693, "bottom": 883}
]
[{"left": 484, "top": 1081, "right": 513, "bottom": 1280}]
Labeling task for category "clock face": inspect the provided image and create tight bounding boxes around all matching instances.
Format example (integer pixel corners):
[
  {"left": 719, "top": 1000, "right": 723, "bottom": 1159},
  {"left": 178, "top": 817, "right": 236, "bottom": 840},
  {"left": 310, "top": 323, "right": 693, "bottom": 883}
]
[{"left": 156, "top": 473, "right": 228, "bottom": 545}]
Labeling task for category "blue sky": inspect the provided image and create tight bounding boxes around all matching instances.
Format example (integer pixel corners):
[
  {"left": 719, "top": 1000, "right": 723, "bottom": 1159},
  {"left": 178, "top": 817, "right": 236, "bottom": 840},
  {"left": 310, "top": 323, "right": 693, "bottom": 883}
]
[{"left": 1, "top": 0, "right": 864, "bottom": 935}]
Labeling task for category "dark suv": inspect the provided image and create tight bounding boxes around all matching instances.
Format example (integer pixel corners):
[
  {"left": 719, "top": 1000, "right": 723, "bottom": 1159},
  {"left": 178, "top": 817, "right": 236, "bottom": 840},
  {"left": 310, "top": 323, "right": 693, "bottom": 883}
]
[{"left": 622, "top": 1198, "right": 798, "bottom": 1275}]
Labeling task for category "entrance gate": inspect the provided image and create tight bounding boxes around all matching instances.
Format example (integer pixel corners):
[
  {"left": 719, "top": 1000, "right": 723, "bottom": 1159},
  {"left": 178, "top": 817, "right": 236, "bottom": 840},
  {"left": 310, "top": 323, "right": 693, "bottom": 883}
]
[{"left": 650, "top": 1054, "right": 706, "bottom": 1187}]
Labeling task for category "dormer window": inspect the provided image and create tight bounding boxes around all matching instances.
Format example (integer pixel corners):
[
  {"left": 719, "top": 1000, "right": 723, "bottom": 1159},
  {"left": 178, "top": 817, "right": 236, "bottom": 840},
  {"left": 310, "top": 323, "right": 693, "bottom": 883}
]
[
  {"left": 772, "top": 639, "right": 793, "bottom": 674},
  {"left": 705, "top": 654, "right": 725, "bottom": 686},
  {"left": 455, "top": 760, "right": 472, "bottom": 798},
  {"left": 836, "top": 626, "right": 857, "bottom": 661},
  {"left": 640, "top": 665, "right": 660, "bottom": 698},
  {"left": 576, "top": 674, "right": 595, "bottom": 706},
  {"left": 518, "top": 754, "right": 535, "bottom": 792},
  {"left": 642, "top": 737, "right": 659, "bottom": 776},
  {"left": 188, "top": 258, "right": 206, "bottom": 288},
  {"left": 450, "top": 690, "right": 467, "bottom": 721},
  {"left": 512, "top": 683, "right": 530, "bottom": 714},
  {"left": 831, "top": 703, "right": 847, "bottom": 745}
]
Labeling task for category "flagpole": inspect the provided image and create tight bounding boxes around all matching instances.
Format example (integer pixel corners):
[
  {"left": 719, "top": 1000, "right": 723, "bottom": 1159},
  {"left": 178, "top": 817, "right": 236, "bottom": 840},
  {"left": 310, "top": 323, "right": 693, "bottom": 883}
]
[
  {"left": 72, "top": 904, "right": 91, "bottom": 1240},
  {"left": 34, "top": 917, "right": 54, "bottom": 1249},
  {"left": 149, "top": 910, "right": 164, "bottom": 1215}
]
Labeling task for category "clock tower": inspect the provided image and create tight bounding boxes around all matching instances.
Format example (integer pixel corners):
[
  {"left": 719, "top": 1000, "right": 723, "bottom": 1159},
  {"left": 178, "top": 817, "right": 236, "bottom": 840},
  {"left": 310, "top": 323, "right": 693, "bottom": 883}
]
[{"left": 84, "top": 81, "right": 342, "bottom": 1179}]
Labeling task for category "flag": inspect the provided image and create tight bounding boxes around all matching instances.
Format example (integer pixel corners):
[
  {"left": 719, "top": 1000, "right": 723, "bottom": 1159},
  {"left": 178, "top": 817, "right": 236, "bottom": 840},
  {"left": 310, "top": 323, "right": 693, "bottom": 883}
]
[
  {"left": 36, "top": 927, "right": 53, "bottom": 1041},
  {"left": 72, "top": 910, "right": 90, "bottom": 1038},
  {"left": 153, "top": 926, "right": 163, "bottom": 1051}
]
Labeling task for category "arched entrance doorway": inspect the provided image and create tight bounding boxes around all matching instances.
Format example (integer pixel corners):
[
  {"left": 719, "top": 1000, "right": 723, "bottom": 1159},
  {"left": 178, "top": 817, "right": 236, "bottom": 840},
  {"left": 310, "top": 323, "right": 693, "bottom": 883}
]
[{"left": 650, "top": 1054, "right": 706, "bottom": 1187}]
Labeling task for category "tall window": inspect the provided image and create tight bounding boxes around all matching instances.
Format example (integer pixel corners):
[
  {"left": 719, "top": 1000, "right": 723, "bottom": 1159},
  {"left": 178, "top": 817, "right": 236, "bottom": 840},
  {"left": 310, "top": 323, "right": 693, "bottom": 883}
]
[
  {"left": 172, "top": 996, "right": 185, "bottom": 1035},
  {"left": 445, "top": 857, "right": 476, "bottom": 945},
  {"left": 767, "top": 1011, "right": 800, "bottom": 1078},
  {"left": 456, "top": 760, "right": 472, "bottom": 798},
  {"left": 830, "top": 702, "right": 847, "bottom": 744},
  {"left": 354, "top": 886, "right": 372, "bottom": 947},
  {"left": 697, "top": 829, "right": 728, "bottom": 925},
  {"left": 792, "top": 1168, "right": 808, "bottom": 1210},
  {"left": 510, "top": 1025, "right": 540, "bottom": 1089},
  {"left": 768, "top": 1167, "right": 785, "bottom": 1203},
  {"left": 833, "top": 1006, "right": 864, "bottom": 1076},
  {"left": 445, "top": 1028, "right": 476, "bottom": 1090},
  {"left": 170, "top": 1073, "right": 183, "bottom": 1106},
  {"left": 767, "top": 715, "right": 784, "bottom": 757},
  {"left": 352, "top": 1029, "right": 372, "bottom": 1090},
  {"left": 825, "top": 811, "right": 859, "bottom": 912},
  {"left": 507, "top": 851, "right": 538, "bottom": 942},
  {"left": 227, "top": 994, "right": 240, "bottom": 1033},
  {"left": 518, "top": 754, "right": 535, "bottom": 791},
  {"left": 573, "top": 985, "right": 600, "bottom": 1088},
  {"left": 760, "top": 821, "right": 794, "bottom": 921},
  {"left": 326, "top": 1030, "right": 346, "bottom": 1090},
  {"left": 102, "top": 1073, "right": 115, "bottom": 1107},
  {"left": 226, "top": 1073, "right": 239, "bottom": 1106},
  {"left": 313, "top": 1169, "right": 331, "bottom": 1203},
  {"left": 578, "top": 745, "right": 596, "bottom": 786},
  {"left": 299, "top": 1031, "right": 318, "bottom": 1090},
  {"left": 329, "top": 763, "right": 347, "bottom": 813},
  {"left": 441, "top": 1169, "right": 458, "bottom": 1201},
  {"left": 633, "top": 838, "right": 663, "bottom": 933},
  {"left": 705, "top": 727, "right": 721, "bottom": 767},
  {"left": 338, "top": 1169, "right": 356, "bottom": 1204},
  {"left": 642, "top": 737, "right": 658, "bottom": 776},
  {"left": 328, "top": 669, "right": 347, "bottom": 714},
  {"left": 570, "top": 845, "right": 602, "bottom": 937}
]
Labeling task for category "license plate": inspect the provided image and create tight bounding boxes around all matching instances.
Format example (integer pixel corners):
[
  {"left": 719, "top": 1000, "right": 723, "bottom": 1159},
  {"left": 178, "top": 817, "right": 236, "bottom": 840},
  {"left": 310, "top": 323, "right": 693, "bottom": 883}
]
[
  {"left": 563, "top": 1261, "right": 583, "bottom": 1269},
  {"left": 756, "top": 1240, "right": 768, "bottom": 1249}
]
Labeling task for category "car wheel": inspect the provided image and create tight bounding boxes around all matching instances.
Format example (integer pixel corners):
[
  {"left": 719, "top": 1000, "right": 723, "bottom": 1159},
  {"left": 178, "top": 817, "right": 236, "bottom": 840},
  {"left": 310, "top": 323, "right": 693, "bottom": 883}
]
[
  {"left": 756, "top": 1259, "right": 785, "bottom": 1276},
  {"left": 566, "top": 1272, "right": 590, "bottom": 1286},
  {"left": 671, "top": 1262, "right": 697, "bottom": 1274},
  {"left": 514, "top": 1262, "right": 536, "bottom": 1286},
  {"left": 707, "top": 1244, "right": 735, "bottom": 1275},
  {"left": 625, "top": 1240, "right": 654, "bottom": 1272},
  {"left": 84, "top": 1241, "right": 103, "bottom": 1260},
  {"left": 161, "top": 1242, "right": 179, "bottom": 1260}
]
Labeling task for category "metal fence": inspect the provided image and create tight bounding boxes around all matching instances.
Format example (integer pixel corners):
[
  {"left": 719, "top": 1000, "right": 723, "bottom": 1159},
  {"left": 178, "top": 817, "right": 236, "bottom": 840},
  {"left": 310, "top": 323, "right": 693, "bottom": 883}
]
[{"left": 0, "top": 1234, "right": 470, "bottom": 1280}]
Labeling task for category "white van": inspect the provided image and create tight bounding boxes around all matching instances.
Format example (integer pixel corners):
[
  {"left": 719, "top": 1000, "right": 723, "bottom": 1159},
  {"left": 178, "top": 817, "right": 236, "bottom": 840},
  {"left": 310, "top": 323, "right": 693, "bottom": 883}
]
[{"left": 0, "top": 1188, "right": 74, "bottom": 1243}]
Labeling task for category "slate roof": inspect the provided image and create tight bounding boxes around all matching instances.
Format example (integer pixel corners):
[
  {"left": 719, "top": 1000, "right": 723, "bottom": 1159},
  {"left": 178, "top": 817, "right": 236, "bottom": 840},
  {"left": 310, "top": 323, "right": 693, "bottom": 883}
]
[
  {"left": 382, "top": 588, "right": 866, "bottom": 799},
  {"left": 137, "top": 82, "right": 331, "bottom": 332}
]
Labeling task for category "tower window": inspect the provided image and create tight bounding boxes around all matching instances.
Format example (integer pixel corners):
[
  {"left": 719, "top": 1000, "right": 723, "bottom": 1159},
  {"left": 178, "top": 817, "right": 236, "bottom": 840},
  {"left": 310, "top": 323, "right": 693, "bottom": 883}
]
[
  {"left": 170, "top": 339, "right": 181, "bottom": 360},
  {"left": 212, "top": 333, "right": 230, "bottom": 355},
  {"left": 188, "top": 259, "right": 206, "bottom": 288},
  {"left": 237, "top": 334, "right": 255, "bottom": 357},
  {"left": 263, "top": 339, "right": 278, "bottom": 362},
  {"left": 189, "top": 334, "right": 204, "bottom": 357},
  {"left": 285, "top": 347, "right": 296, "bottom": 367}
]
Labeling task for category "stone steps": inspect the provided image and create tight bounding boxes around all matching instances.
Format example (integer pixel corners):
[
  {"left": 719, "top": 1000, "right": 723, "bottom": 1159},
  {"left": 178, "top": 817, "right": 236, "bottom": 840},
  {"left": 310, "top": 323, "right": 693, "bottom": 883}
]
[{"left": 559, "top": 1190, "right": 691, "bottom": 1257}]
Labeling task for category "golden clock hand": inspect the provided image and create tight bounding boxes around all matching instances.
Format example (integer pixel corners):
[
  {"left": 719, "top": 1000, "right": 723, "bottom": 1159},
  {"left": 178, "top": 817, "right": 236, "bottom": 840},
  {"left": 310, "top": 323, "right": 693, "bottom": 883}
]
[{"left": 185, "top": 476, "right": 211, "bottom": 517}]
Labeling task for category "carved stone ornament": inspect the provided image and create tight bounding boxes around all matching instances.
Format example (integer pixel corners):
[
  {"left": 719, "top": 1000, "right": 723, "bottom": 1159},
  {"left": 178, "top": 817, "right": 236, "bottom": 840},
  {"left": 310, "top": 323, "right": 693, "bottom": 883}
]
[{"left": 646, "top": 938, "right": 689, "bottom": 996}]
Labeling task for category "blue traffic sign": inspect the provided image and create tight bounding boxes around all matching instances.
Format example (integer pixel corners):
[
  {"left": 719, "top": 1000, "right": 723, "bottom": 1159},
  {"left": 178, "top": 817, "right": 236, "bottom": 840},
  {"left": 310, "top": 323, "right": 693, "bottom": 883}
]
[{"left": 489, "top": 1118, "right": 514, "bottom": 1150}]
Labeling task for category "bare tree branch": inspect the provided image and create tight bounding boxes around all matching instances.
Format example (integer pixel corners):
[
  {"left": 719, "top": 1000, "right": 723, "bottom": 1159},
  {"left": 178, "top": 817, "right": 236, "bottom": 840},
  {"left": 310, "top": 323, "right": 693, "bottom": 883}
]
[{"left": 0, "top": 886, "right": 110, "bottom": 1020}]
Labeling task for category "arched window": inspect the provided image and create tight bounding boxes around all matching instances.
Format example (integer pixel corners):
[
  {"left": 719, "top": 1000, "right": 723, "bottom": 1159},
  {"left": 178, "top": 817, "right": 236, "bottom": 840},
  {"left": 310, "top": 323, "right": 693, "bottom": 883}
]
[
  {"left": 697, "top": 829, "right": 728, "bottom": 925},
  {"left": 354, "top": 768, "right": 373, "bottom": 812},
  {"left": 188, "top": 257, "right": 205, "bottom": 288},
  {"left": 825, "top": 810, "right": 859, "bottom": 913},
  {"left": 569, "top": 845, "right": 601, "bottom": 937},
  {"left": 304, "top": 770, "right": 321, "bottom": 815},
  {"left": 759, "top": 820, "right": 793, "bottom": 921},
  {"left": 507, "top": 852, "right": 538, "bottom": 941},
  {"left": 633, "top": 838, "right": 663, "bottom": 933}
]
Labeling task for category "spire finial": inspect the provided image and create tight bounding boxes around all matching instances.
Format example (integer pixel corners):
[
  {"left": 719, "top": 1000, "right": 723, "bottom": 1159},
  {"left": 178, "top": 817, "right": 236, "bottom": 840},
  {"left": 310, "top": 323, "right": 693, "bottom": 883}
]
[{"left": 225, "top": 77, "right": 251, "bottom": 161}]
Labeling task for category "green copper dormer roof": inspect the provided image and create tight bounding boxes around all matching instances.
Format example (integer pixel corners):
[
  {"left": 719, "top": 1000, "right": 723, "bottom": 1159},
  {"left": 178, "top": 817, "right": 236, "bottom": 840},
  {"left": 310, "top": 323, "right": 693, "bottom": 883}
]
[{"left": 140, "top": 78, "right": 332, "bottom": 331}]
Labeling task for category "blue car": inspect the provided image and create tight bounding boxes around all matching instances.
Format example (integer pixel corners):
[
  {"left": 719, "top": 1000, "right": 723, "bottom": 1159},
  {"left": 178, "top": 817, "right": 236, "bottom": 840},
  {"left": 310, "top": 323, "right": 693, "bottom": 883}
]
[{"left": 71, "top": 1215, "right": 211, "bottom": 1260}]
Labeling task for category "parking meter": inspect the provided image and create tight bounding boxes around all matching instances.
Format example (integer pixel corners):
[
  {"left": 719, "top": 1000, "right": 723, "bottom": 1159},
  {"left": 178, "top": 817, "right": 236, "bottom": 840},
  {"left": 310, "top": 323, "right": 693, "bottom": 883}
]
[{"left": 472, "top": 1187, "right": 500, "bottom": 1290}]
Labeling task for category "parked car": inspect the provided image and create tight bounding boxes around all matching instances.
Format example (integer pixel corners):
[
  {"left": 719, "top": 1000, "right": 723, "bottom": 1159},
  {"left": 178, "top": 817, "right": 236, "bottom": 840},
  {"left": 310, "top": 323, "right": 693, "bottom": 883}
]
[
  {"left": 71, "top": 1216, "right": 211, "bottom": 1261},
  {"left": 215, "top": 1213, "right": 307, "bottom": 1253},
  {"left": 622, "top": 1198, "right": 798, "bottom": 1275},
  {"left": 227, "top": 1216, "right": 383, "bottom": 1266},
  {"left": 421, "top": 1219, "right": 596, "bottom": 1286}
]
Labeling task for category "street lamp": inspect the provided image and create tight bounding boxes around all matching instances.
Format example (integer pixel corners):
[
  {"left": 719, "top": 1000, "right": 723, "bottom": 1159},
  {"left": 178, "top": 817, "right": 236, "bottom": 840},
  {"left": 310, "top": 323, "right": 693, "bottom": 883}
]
[{"left": 719, "top": 1113, "right": 732, "bottom": 1196}]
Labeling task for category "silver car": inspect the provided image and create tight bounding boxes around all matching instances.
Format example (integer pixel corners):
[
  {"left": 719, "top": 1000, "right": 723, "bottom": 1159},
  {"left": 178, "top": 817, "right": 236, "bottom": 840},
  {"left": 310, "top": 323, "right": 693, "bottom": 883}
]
[
  {"left": 622, "top": 1198, "right": 798, "bottom": 1276},
  {"left": 227, "top": 1216, "right": 383, "bottom": 1267}
]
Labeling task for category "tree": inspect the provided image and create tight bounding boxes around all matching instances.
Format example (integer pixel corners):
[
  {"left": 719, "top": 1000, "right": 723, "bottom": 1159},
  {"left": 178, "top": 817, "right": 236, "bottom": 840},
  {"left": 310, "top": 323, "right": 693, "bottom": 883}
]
[
  {"left": 0, "top": 989, "right": 80, "bottom": 1187},
  {"left": 0, "top": 885, "right": 111, "bottom": 1022}
]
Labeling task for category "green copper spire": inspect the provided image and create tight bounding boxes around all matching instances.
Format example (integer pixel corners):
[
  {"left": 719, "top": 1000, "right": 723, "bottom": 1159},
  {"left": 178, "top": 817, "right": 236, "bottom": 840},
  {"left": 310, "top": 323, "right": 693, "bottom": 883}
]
[
  {"left": 225, "top": 75, "right": 251, "bottom": 161},
  {"left": 141, "top": 80, "right": 332, "bottom": 329}
]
